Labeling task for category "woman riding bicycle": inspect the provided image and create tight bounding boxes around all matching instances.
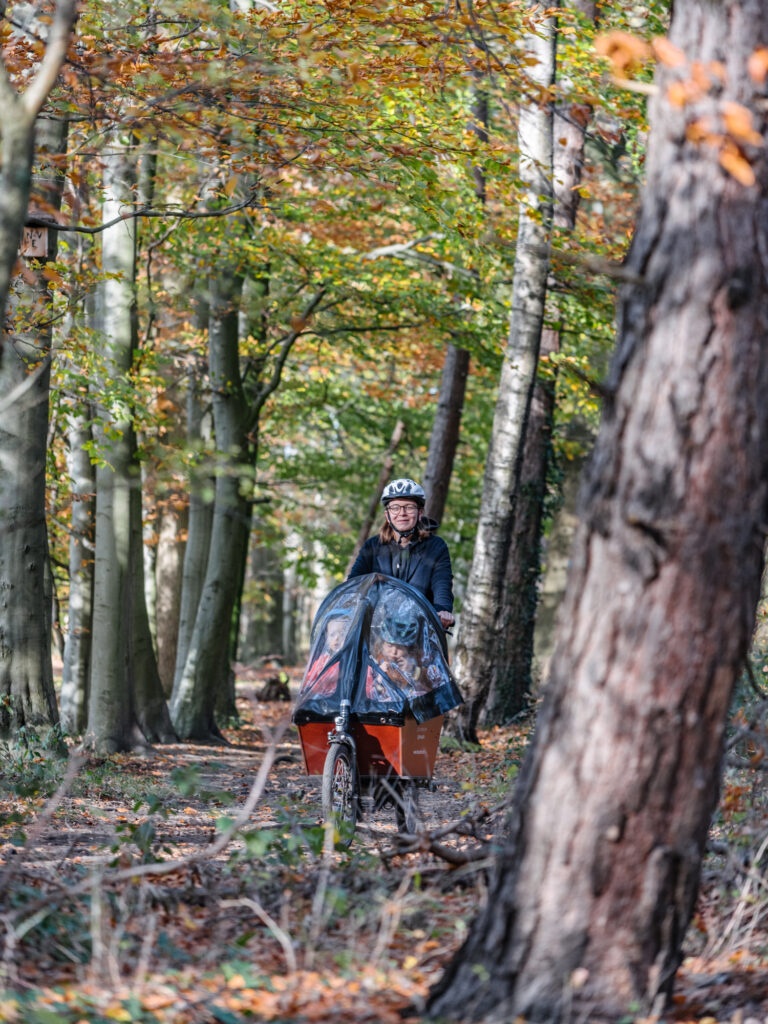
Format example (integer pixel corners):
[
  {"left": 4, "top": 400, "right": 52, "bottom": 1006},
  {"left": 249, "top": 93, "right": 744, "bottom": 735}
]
[{"left": 347, "top": 478, "right": 455, "bottom": 631}]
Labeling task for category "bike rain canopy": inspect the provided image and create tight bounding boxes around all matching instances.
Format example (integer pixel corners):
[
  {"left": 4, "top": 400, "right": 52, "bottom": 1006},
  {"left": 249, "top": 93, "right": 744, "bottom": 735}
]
[{"left": 292, "top": 573, "right": 463, "bottom": 726}]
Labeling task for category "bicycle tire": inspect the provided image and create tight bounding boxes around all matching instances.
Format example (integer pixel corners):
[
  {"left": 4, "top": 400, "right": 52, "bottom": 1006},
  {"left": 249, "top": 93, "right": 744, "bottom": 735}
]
[
  {"left": 395, "top": 780, "right": 423, "bottom": 834},
  {"left": 321, "top": 741, "right": 358, "bottom": 842}
]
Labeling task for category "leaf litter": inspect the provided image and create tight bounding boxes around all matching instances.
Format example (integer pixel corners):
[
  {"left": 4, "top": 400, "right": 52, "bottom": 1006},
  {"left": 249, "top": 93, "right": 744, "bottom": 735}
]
[{"left": 0, "top": 671, "right": 765, "bottom": 1023}]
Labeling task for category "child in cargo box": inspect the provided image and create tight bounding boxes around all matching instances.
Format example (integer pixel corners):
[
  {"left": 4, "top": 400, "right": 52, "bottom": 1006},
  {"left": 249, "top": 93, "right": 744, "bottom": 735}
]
[
  {"left": 301, "top": 613, "right": 349, "bottom": 697},
  {"left": 366, "top": 613, "right": 434, "bottom": 702}
]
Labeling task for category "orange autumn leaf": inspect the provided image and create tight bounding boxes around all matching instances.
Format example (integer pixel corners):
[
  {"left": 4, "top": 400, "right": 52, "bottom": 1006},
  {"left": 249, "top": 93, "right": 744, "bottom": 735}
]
[
  {"left": 719, "top": 145, "right": 756, "bottom": 186},
  {"left": 685, "top": 119, "right": 719, "bottom": 146},
  {"left": 595, "top": 31, "right": 651, "bottom": 74},
  {"left": 709, "top": 59, "right": 727, "bottom": 84},
  {"left": 667, "top": 79, "right": 702, "bottom": 107},
  {"left": 690, "top": 60, "right": 717, "bottom": 91},
  {"left": 722, "top": 101, "right": 763, "bottom": 145},
  {"left": 748, "top": 46, "right": 768, "bottom": 84},
  {"left": 651, "top": 36, "right": 686, "bottom": 67}
]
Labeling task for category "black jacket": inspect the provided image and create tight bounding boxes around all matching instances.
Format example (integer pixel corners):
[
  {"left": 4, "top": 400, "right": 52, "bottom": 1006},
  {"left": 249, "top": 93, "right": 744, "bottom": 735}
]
[{"left": 347, "top": 534, "right": 454, "bottom": 613}]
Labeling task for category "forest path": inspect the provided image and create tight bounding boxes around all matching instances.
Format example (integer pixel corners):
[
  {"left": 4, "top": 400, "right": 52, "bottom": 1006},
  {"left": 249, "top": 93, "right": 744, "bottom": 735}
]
[
  {"left": 2, "top": 672, "right": 765, "bottom": 1024},
  {"left": 2, "top": 668, "right": 517, "bottom": 883}
]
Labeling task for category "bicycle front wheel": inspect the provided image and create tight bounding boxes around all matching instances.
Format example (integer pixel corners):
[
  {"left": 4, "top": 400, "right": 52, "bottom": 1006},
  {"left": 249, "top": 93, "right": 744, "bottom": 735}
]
[{"left": 321, "top": 741, "right": 358, "bottom": 842}]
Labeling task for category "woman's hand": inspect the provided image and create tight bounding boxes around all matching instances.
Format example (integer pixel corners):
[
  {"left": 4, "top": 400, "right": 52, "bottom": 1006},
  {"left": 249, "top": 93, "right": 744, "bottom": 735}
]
[{"left": 438, "top": 610, "right": 455, "bottom": 629}]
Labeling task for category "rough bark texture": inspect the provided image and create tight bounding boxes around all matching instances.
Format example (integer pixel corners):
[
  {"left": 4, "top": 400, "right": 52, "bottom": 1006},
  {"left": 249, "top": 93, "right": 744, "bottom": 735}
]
[
  {"left": 428, "top": 1, "right": 768, "bottom": 1019},
  {"left": 451, "top": 16, "right": 555, "bottom": 743},
  {"left": 0, "top": 114, "right": 70, "bottom": 736}
]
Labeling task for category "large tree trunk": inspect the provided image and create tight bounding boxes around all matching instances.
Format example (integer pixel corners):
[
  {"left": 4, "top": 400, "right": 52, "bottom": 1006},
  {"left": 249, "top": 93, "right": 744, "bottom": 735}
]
[
  {"left": 0, "top": 113, "right": 71, "bottom": 737},
  {"left": 0, "top": 2, "right": 76, "bottom": 337},
  {"left": 171, "top": 271, "right": 252, "bottom": 741},
  {"left": 86, "top": 140, "right": 175, "bottom": 753},
  {"left": 428, "top": 0, "right": 768, "bottom": 1018},
  {"left": 451, "top": 13, "right": 555, "bottom": 743}
]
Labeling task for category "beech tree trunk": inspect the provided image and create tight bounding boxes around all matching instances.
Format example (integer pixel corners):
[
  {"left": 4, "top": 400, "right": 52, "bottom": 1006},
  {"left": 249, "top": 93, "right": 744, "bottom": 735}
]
[
  {"left": 0, "top": 1, "right": 76, "bottom": 337},
  {"left": 171, "top": 271, "right": 252, "bottom": 740},
  {"left": 428, "top": 0, "right": 768, "bottom": 1018},
  {"left": 451, "top": 13, "right": 555, "bottom": 743},
  {"left": 0, "top": 4, "right": 78, "bottom": 737},
  {"left": 0, "top": 114, "right": 68, "bottom": 737},
  {"left": 86, "top": 140, "right": 175, "bottom": 752}
]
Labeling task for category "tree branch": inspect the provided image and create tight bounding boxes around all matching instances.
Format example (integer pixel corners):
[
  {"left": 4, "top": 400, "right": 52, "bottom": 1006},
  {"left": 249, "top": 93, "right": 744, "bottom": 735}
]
[
  {"left": 248, "top": 286, "right": 328, "bottom": 428},
  {"left": 21, "top": 0, "right": 79, "bottom": 118}
]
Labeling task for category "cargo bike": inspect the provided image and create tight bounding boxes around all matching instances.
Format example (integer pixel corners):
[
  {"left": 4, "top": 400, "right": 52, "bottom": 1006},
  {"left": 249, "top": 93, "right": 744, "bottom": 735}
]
[{"left": 292, "top": 573, "right": 463, "bottom": 842}]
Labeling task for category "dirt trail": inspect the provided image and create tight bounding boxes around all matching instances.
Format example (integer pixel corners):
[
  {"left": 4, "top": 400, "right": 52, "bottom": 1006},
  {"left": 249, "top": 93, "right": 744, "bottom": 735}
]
[{"left": 7, "top": 677, "right": 503, "bottom": 871}]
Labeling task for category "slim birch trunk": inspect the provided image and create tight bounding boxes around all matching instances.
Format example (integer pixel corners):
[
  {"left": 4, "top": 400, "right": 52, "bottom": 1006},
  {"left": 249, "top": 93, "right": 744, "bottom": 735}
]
[
  {"left": 451, "top": 12, "right": 556, "bottom": 742},
  {"left": 483, "top": 0, "right": 597, "bottom": 723}
]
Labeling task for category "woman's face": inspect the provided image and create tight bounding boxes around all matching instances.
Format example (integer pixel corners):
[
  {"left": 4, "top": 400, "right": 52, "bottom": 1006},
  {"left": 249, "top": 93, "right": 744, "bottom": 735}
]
[{"left": 385, "top": 501, "right": 420, "bottom": 532}]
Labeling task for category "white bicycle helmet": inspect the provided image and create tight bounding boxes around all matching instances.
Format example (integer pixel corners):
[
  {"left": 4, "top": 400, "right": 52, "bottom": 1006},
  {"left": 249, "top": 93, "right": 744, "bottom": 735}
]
[{"left": 381, "top": 478, "right": 426, "bottom": 507}]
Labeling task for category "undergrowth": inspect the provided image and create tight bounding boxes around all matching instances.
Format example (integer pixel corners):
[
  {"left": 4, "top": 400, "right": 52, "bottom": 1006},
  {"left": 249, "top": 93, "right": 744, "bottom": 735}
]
[{"left": 3, "top": 672, "right": 768, "bottom": 1024}]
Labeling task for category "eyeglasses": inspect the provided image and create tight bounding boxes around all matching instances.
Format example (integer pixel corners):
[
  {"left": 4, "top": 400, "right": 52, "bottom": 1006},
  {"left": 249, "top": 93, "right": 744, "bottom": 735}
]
[{"left": 387, "top": 503, "right": 419, "bottom": 516}]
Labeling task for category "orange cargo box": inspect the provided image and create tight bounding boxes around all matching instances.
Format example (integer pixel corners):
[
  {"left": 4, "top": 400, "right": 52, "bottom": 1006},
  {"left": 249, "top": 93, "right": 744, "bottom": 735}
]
[{"left": 297, "top": 715, "right": 444, "bottom": 780}]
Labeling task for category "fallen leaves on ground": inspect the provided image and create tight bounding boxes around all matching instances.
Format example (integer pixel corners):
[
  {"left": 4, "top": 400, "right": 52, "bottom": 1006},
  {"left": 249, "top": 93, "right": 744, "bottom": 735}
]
[{"left": 0, "top": 673, "right": 767, "bottom": 1023}]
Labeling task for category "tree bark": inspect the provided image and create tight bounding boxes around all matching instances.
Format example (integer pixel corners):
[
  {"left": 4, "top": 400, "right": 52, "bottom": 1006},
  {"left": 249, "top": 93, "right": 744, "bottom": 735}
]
[
  {"left": 60, "top": 404, "right": 95, "bottom": 734},
  {"left": 482, "top": 327, "right": 557, "bottom": 725},
  {"left": 86, "top": 139, "right": 175, "bottom": 752},
  {"left": 171, "top": 271, "right": 252, "bottom": 740},
  {"left": 173, "top": 356, "right": 214, "bottom": 692},
  {"left": 482, "top": 0, "right": 597, "bottom": 725},
  {"left": 451, "top": 13, "right": 555, "bottom": 743},
  {"left": 428, "top": 0, "right": 768, "bottom": 1018},
  {"left": 0, "top": 1, "right": 77, "bottom": 340},
  {"left": 154, "top": 490, "right": 187, "bottom": 696},
  {"left": 422, "top": 344, "right": 470, "bottom": 526},
  {"left": 0, "top": 112, "right": 72, "bottom": 737}
]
